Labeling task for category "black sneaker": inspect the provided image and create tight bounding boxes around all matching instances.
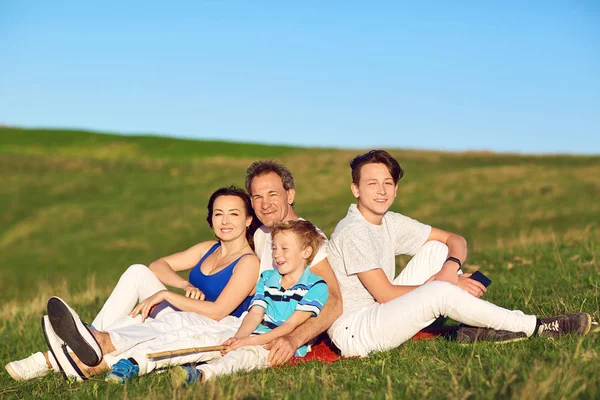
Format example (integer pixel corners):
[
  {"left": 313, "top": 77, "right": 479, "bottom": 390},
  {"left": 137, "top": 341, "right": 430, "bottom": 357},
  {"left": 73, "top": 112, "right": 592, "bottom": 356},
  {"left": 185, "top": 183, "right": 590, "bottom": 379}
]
[
  {"left": 456, "top": 326, "right": 527, "bottom": 344},
  {"left": 536, "top": 313, "right": 592, "bottom": 338}
]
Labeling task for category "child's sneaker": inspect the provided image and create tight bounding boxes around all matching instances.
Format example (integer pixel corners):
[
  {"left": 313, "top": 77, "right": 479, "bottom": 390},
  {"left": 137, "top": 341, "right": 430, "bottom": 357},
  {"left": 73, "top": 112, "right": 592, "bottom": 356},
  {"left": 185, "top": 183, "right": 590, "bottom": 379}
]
[
  {"left": 171, "top": 365, "right": 202, "bottom": 387},
  {"left": 105, "top": 358, "right": 139, "bottom": 384},
  {"left": 536, "top": 313, "right": 592, "bottom": 338}
]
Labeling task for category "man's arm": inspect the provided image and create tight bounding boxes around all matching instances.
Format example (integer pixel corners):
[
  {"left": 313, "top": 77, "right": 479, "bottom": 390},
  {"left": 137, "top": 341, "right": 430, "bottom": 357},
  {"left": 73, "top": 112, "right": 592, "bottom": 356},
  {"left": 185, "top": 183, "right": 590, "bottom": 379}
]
[{"left": 264, "top": 258, "right": 342, "bottom": 366}]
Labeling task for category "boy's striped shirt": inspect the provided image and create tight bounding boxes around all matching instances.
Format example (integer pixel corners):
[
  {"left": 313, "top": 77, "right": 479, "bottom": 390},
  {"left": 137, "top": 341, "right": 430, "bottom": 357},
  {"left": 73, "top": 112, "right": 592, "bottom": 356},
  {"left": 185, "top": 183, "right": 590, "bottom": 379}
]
[{"left": 250, "top": 267, "right": 329, "bottom": 356}]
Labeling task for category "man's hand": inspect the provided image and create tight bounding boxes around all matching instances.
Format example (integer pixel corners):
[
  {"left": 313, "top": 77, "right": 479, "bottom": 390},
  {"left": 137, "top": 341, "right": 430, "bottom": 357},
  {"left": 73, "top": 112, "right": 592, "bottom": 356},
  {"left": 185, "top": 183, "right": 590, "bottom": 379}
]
[
  {"left": 130, "top": 290, "right": 167, "bottom": 322},
  {"left": 264, "top": 335, "right": 298, "bottom": 366},
  {"left": 457, "top": 273, "right": 486, "bottom": 298}
]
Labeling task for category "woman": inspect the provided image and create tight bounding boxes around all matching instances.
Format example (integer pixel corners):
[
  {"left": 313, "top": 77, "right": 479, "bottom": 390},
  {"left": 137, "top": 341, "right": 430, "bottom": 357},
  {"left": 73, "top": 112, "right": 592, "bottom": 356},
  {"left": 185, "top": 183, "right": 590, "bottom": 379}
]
[{"left": 6, "top": 186, "right": 261, "bottom": 381}]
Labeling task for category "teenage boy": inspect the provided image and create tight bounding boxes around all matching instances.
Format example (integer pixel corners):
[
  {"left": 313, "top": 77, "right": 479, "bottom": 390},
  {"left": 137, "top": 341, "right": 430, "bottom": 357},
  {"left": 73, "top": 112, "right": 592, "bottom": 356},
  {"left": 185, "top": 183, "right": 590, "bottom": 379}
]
[
  {"left": 327, "top": 150, "right": 591, "bottom": 357},
  {"left": 171, "top": 220, "right": 328, "bottom": 383}
]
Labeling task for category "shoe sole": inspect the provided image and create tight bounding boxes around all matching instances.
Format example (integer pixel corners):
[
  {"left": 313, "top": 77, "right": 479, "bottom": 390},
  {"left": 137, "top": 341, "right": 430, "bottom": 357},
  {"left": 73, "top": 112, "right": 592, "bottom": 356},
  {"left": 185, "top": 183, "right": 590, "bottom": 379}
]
[
  {"left": 458, "top": 335, "right": 528, "bottom": 345},
  {"left": 5, "top": 363, "right": 21, "bottom": 381},
  {"left": 41, "top": 316, "right": 86, "bottom": 382},
  {"left": 581, "top": 313, "right": 592, "bottom": 336},
  {"left": 47, "top": 297, "right": 102, "bottom": 367},
  {"left": 105, "top": 373, "right": 126, "bottom": 384}
]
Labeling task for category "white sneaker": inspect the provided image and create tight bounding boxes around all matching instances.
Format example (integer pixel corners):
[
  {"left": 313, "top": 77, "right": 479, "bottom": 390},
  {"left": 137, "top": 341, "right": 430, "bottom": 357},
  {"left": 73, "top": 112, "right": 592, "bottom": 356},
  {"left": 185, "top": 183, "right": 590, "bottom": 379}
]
[
  {"left": 5, "top": 352, "right": 50, "bottom": 381},
  {"left": 47, "top": 296, "right": 103, "bottom": 367},
  {"left": 42, "top": 315, "right": 87, "bottom": 382}
]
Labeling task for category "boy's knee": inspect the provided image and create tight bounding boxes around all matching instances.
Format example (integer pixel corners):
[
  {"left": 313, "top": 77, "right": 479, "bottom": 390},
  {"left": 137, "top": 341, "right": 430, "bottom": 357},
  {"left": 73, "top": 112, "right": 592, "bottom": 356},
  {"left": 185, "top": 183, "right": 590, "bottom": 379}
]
[
  {"left": 423, "top": 280, "right": 457, "bottom": 295},
  {"left": 422, "top": 240, "right": 449, "bottom": 258}
]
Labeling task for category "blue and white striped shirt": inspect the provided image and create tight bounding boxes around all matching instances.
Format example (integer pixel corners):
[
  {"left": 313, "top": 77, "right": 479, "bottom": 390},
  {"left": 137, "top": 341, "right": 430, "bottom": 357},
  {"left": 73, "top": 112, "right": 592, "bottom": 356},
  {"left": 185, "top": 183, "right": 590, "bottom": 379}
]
[{"left": 250, "top": 267, "right": 329, "bottom": 356}]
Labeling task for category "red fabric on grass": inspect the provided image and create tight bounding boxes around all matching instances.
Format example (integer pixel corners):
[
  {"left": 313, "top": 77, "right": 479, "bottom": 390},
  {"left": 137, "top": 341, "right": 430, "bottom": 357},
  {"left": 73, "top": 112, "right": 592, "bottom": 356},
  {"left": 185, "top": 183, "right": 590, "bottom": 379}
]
[{"left": 288, "top": 327, "right": 452, "bottom": 366}]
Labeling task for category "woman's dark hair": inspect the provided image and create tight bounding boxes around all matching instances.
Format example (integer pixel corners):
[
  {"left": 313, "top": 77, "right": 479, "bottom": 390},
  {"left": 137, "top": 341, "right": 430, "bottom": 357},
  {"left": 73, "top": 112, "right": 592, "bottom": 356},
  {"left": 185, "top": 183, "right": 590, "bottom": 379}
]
[
  {"left": 206, "top": 186, "right": 260, "bottom": 250},
  {"left": 350, "top": 149, "right": 404, "bottom": 185}
]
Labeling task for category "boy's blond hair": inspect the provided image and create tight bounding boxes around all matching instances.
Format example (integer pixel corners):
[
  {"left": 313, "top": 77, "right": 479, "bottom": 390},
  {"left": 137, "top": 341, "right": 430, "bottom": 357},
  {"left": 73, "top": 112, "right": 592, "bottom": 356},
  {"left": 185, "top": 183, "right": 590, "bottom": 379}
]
[{"left": 270, "top": 220, "right": 324, "bottom": 265}]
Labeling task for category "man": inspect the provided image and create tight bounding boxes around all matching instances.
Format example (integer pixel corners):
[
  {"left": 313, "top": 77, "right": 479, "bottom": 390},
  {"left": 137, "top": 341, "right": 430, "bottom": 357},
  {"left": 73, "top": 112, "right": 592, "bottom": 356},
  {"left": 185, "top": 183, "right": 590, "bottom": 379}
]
[{"left": 244, "top": 160, "right": 342, "bottom": 366}]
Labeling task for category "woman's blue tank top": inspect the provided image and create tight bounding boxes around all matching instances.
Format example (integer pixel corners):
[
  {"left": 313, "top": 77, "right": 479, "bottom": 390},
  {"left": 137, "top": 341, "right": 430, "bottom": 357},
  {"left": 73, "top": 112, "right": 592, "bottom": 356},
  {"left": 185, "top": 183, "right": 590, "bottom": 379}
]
[{"left": 188, "top": 243, "right": 253, "bottom": 318}]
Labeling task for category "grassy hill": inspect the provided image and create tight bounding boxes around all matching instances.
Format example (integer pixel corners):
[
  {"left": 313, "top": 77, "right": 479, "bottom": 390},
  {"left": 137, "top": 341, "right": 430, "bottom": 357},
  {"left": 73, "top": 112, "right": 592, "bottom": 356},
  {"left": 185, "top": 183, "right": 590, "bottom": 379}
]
[{"left": 1, "top": 126, "right": 599, "bottom": 399}]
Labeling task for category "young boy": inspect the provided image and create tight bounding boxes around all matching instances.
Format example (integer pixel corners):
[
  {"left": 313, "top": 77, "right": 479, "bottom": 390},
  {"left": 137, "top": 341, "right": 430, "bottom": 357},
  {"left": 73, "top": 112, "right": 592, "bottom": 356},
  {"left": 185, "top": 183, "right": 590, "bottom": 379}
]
[{"left": 172, "top": 219, "right": 329, "bottom": 384}]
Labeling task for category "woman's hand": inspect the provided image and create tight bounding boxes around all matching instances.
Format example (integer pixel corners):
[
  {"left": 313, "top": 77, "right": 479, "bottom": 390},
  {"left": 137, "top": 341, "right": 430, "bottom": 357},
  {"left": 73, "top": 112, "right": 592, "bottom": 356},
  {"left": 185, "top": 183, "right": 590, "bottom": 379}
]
[
  {"left": 183, "top": 283, "right": 205, "bottom": 301},
  {"left": 130, "top": 290, "right": 168, "bottom": 322}
]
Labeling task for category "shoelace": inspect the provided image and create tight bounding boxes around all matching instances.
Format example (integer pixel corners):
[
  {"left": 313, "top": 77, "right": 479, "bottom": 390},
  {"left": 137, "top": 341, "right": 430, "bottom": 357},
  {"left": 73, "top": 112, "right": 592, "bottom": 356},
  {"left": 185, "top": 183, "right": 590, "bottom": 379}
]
[{"left": 541, "top": 320, "right": 560, "bottom": 332}]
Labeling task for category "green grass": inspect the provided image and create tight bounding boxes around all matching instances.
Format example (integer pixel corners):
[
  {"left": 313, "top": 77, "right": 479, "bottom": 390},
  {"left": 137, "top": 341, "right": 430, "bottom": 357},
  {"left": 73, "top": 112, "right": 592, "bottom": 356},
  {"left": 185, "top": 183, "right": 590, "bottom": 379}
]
[{"left": 1, "top": 127, "right": 599, "bottom": 399}]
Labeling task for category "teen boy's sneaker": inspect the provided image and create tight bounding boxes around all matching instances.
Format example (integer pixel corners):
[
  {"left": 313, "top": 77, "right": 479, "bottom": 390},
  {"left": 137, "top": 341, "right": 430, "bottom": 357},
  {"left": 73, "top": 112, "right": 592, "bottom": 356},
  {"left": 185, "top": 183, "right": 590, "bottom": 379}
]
[
  {"left": 47, "top": 296, "right": 103, "bottom": 367},
  {"left": 105, "top": 358, "right": 140, "bottom": 384},
  {"left": 456, "top": 326, "right": 527, "bottom": 344},
  {"left": 536, "top": 313, "right": 592, "bottom": 338},
  {"left": 5, "top": 352, "right": 51, "bottom": 381},
  {"left": 171, "top": 365, "right": 203, "bottom": 387}
]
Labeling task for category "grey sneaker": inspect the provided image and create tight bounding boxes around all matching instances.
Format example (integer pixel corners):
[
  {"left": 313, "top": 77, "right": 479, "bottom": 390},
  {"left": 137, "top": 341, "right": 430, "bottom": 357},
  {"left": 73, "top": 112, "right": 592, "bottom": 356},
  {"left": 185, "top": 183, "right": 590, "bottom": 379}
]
[
  {"left": 456, "top": 326, "right": 527, "bottom": 344},
  {"left": 536, "top": 313, "right": 592, "bottom": 338}
]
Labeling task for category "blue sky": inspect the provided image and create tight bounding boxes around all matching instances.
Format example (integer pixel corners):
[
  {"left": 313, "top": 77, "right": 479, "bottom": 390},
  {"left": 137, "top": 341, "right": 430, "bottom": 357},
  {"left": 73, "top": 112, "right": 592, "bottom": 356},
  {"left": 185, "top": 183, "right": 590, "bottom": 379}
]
[{"left": 1, "top": 1, "right": 598, "bottom": 154}]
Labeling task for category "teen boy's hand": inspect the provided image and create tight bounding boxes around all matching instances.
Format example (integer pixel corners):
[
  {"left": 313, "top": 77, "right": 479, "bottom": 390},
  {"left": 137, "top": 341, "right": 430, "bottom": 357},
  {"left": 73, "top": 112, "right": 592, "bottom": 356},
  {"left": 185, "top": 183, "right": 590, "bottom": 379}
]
[{"left": 457, "top": 274, "right": 486, "bottom": 298}]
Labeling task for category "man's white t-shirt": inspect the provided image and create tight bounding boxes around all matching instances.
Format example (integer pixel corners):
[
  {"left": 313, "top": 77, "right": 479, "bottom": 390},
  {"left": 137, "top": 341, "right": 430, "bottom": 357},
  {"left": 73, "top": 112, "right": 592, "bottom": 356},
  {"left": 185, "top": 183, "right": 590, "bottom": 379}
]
[
  {"left": 327, "top": 204, "right": 431, "bottom": 331},
  {"left": 253, "top": 221, "right": 328, "bottom": 275}
]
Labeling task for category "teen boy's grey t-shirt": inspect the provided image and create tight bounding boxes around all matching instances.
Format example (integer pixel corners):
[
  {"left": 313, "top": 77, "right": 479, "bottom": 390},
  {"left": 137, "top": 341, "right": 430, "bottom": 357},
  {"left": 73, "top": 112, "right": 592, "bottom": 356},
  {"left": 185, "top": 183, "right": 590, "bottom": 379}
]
[{"left": 327, "top": 204, "right": 431, "bottom": 331}]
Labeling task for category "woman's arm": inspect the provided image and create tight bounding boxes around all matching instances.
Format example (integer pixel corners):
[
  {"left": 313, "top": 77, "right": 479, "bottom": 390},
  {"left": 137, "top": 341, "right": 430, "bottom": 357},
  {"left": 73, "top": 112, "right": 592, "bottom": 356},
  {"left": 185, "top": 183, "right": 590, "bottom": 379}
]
[
  {"left": 131, "top": 254, "right": 260, "bottom": 321},
  {"left": 148, "top": 240, "right": 217, "bottom": 290}
]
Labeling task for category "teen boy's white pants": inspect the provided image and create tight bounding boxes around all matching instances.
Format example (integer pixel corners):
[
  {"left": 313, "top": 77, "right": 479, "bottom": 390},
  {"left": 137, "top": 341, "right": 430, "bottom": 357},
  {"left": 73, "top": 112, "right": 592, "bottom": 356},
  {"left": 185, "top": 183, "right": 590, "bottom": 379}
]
[{"left": 329, "top": 241, "right": 538, "bottom": 357}]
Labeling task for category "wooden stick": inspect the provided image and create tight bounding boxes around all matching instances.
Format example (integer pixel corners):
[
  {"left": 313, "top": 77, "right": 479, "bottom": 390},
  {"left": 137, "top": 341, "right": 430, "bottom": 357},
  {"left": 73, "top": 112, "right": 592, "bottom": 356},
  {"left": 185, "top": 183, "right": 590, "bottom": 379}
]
[{"left": 146, "top": 345, "right": 227, "bottom": 359}]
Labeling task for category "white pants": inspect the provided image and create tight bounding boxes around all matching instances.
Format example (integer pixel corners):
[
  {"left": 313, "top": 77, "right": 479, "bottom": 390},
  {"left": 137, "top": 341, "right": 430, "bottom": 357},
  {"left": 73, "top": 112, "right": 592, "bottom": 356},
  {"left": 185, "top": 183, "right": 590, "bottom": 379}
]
[
  {"left": 198, "top": 345, "right": 271, "bottom": 380},
  {"left": 92, "top": 264, "right": 175, "bottom": 331},
  {"left": 104, "top": 319, "right": 240, "bottom": 375},
  {"left": 330, "top": 241, "right": 538, "bottom": 357},
  {"left": 90, "top": 264, "right": 244, "bottom": 375}
]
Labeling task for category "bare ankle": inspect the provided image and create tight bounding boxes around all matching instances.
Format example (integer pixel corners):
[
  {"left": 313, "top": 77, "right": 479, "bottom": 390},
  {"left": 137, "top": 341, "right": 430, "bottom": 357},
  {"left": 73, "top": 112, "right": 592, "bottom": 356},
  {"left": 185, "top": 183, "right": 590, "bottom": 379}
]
[
  {"left": 44, "top": 352, "right": 52, "bottom": 369},
  {"left": 92, "top": 329, "right": 116, "bottom": 354}
]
